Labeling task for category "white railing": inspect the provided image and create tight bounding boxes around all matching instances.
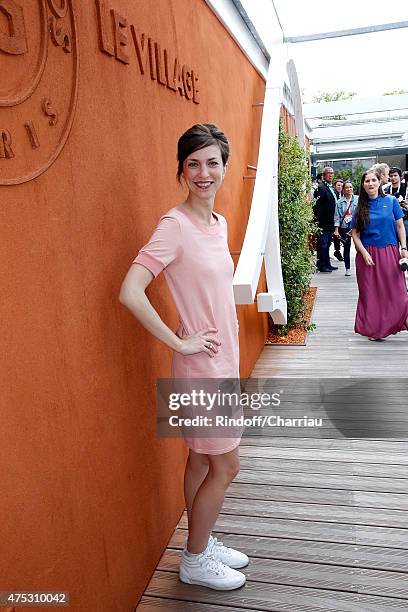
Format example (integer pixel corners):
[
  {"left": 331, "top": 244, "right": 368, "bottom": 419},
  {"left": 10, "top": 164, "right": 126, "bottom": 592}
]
[{"left": 233, "top": 50, "right": 305, "bottom": 325}]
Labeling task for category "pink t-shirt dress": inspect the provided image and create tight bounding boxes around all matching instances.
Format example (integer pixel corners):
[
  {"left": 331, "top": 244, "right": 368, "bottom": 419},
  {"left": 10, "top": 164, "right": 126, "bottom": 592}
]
[{"left": 133, "top": 205, "right": 241, "bottom": 455}]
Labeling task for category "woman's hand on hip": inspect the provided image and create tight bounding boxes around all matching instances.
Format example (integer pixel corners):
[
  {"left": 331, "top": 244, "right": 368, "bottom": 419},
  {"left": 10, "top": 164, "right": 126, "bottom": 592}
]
[
  {"left": 178, "top": 328, "right": 221, "bottom": 357},
  {"left": 362, "top": 251, "right": 375, "bottom": 266}
]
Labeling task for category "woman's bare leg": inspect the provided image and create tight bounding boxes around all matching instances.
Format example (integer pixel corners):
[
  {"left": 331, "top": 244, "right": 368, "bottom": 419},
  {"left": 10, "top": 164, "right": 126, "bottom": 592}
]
[
  {"left": 186, "top": 446, "right": 239, "bottom": 554},
  {"left": 184, "top": 449, "right": 209, "bottom": 527}
]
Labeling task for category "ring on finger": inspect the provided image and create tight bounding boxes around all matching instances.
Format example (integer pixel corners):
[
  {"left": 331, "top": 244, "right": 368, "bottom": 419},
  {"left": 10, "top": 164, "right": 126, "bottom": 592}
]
[{"left": 208, "top": 342, "right": 213, "bottom": 350}]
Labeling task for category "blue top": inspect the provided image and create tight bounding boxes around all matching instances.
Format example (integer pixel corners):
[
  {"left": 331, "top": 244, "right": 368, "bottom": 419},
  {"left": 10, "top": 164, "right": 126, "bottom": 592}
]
[{"left": 350, "top": 194, "right": 403, "bottom": 247}]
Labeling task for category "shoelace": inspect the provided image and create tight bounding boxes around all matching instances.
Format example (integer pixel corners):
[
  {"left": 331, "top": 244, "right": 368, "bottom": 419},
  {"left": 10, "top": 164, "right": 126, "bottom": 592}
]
[
  {"left": 200, "top": 553, "right": 226, "bottom": 576},
  {"left": 210, "top": 536, "right": 231, "bottom": 556}
]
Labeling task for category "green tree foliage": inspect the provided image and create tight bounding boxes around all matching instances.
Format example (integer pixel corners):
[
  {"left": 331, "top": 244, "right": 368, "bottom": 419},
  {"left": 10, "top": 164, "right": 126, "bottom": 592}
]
[
  {"left": 311, "top": 90, "right": 356, "bottom": 120},
  {"left": 333, "top": 163, "right": 365, "bottom": 193},
  {"left": 312, "top": 91, "right": 356, "bottom": 103},
  {"left": 383, "top": 89, "right": 407, "bottom": 96},
  {"left": 276, "top": 127, "right": 316, "bottom": 335}
]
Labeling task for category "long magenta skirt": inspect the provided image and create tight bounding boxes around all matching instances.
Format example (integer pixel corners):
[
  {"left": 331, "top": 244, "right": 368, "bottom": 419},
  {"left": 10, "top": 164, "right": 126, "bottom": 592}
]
[{"left": 355, "top": 245, "right": 408, "bottom": 338}]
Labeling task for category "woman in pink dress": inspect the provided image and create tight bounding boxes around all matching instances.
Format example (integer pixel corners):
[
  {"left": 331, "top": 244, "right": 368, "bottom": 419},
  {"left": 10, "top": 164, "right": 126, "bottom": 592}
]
[{"left": 119, "top": 124, "right": 248, "bottom": 590}]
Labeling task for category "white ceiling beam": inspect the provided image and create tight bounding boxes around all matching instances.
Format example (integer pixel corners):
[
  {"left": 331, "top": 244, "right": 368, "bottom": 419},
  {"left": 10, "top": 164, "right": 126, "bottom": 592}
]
[
  {"left": 312, "top": 143, "right": 408, "bottom": 161},
  {"left": 284, "top": 20, "right": 408, "bottom": 43},
  {"left": 311, "top": 118, "right": 408, "bottom": 142},
  {"left": 304, "top": 95, "right": 408, "bottom": 119},
  {"left": 315, "top": 137, "right": 408, "bottom": 153}
]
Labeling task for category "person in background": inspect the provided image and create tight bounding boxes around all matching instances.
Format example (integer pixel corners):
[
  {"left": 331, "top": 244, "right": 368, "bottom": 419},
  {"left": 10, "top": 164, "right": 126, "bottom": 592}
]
[
  {"left": 384, "top": 167, "right": 406, "bottom": 198},
  {"left": 314, "top": 172, "right": 323, "bottom": 190},
  {"left": 403, "top": 171, "right": 408, "bottom": 235},
  {"left": 351, "top": 169, "right": 408, "bottom": 341},
  {"left": 311, "top": 172, "right": 323, "bottom": 199},
  {"left": 332, "top": 178, "right": 345, "bottom": 261},
  {"left": 369, "top": 162, "right": 390, "bottom": 186},
  {"left": 334, "top": 180, "right": 358, "bottom": 276},
  {"left": 333, "top": 178, "right": 344, "bottom": 198},
  {"left": 384, "top": 167, "right": 408, "bottom": 237},
  {"left": 313, "top": 166, "right": 338, "bottom": 273}
]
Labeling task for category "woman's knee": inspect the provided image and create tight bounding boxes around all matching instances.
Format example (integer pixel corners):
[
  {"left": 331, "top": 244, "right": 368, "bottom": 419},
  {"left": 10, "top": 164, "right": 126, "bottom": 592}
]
[
  {"left": 187, "top": 450, "right": 210, "bottom": 473},
  {"left": 210, "top": 450, "right": 240, "bottom": 483},
  {"left": 227, "top": 458, "right": 240, "bottom": 481}
]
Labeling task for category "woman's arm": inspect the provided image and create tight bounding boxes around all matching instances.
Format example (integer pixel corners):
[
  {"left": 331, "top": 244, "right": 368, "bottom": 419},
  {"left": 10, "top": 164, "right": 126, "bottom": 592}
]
[
  {"left": 333, "top": 202, "right": 340, "bottom": 234},
  {"left": 396, "top": 218, "right": 408, "bottom": 251},
  {"left": 119, "top": 264, "right": 182, "bottom": 351},
  {"left": 119, "top": 264, "right": 220, "bottom": 356},
  {"left": 351, "top": 229, "right": 374, "bottom": 266}
]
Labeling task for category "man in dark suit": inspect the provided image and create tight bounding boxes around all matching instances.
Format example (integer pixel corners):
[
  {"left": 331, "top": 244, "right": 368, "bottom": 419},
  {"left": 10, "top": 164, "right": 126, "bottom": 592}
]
[
  {"left": 313, "top": 166, "right": 338, "bottom": 273},
  {"left": 332, "top": 178, "right": 345, "bottom": 261}
]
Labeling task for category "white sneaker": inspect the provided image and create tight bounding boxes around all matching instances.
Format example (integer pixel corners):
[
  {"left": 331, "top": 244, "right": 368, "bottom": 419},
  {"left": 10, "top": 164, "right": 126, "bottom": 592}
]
[
  {"left": 208, "top": 535, "right": 249, "bottom": 569},
  {"left": 179, "top": 549, "right": 246, "bottom": 590},
  {"left": 345, "top": 269, "right": 351, "bottom": 276}
]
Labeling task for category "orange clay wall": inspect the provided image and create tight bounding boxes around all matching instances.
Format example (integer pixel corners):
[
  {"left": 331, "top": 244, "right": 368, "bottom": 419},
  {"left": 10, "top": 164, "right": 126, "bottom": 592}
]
[
  {"left": 280, "top": 105, "right": 296, "bottom": 137},
  {"left": 0, "top": 1, "right": 269, "bottom": 610}
]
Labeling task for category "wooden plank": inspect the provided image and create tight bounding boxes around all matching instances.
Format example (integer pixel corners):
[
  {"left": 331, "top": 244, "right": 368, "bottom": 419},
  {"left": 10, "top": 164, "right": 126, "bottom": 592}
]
[
  {"left": 242, "top": 383, "right": 408, "bottom": 391},
  {"left": 145, "top": 571, "right": 408, "bottom": 611},
  {"left": 136, "top": 597, "right": 260, "bottom": 611},
  {"left": 158, "top": 549, "right": 408, "bottom": 599},
  {"left": 169, "top": 528, "right": 408, "bottom": 572},
  {"left": 249, "top": 405, "right": 408, "bottom": 415},
  {"left": 241, "top": 429, "right": 408, "bottom": 439},
  {"left": 239, "top": 432, "right": 408, "bottom": 443},
  {"left": 243, "top": 383, "right": 408, "bottom": 393},
  {"left": 255, "top": 350, "right": 408, "bottom": 356},
  {"left": 227, "top": 482, "right": 408, "bottom": 510},
  {"left": 234, "top": 470, "right": 408, "bottom": 493},
  {"left": 253, "top": 369, "right": 408, "bottom": 377},
  {"left": 219, "top": 497, "right": 408, "bottom": 528},
  {"left": 178, "top": 514, "right": 408, "bottom": 549},
  {"left": 240, "top": 438, "right": 408, "bottom": 451},
  {"left": 239, "top": 456, "right": 408, "bottom": 478},
  {"left": 239, "top": 446, "right": 408, "bottom": 464}
]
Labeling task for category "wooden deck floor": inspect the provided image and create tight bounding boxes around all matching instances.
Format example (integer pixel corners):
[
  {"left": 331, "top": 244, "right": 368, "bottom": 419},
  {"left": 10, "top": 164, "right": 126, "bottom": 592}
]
[{"left": 138, "top": 255, "right": 408, "bottom": 611}]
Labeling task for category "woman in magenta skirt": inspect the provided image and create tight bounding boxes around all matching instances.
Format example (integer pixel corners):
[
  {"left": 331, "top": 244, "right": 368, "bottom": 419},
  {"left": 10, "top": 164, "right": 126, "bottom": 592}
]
[{"left": 351, "top": 169, "right": 408, "bottom": 341}]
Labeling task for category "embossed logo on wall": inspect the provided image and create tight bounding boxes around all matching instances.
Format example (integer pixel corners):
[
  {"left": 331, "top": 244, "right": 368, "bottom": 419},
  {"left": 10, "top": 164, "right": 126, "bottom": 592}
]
[
  {"left": 0, "top": 0, "right": 78, "bottom": 185},
  {"left": 95, "top": 0, "right": 200, "bottom": 104}
]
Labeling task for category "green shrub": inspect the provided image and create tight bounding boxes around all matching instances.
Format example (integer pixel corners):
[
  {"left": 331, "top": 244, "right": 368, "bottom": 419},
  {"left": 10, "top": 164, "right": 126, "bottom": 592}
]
[
  {"left": 334, "top": 163, "right": 365, "bottom": 193},
  {"left": 275, "top": 126, "right": 316, "bottom": 335}
]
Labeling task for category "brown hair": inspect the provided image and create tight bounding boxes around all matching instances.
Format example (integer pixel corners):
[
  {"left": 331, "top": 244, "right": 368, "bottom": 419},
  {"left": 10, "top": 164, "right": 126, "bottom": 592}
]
[
  {"left": 177, "top": 124, "right": 229, "bottom": 182},
  {"left": 354, "top": 170, "right": 382, "bottom": 232}
]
